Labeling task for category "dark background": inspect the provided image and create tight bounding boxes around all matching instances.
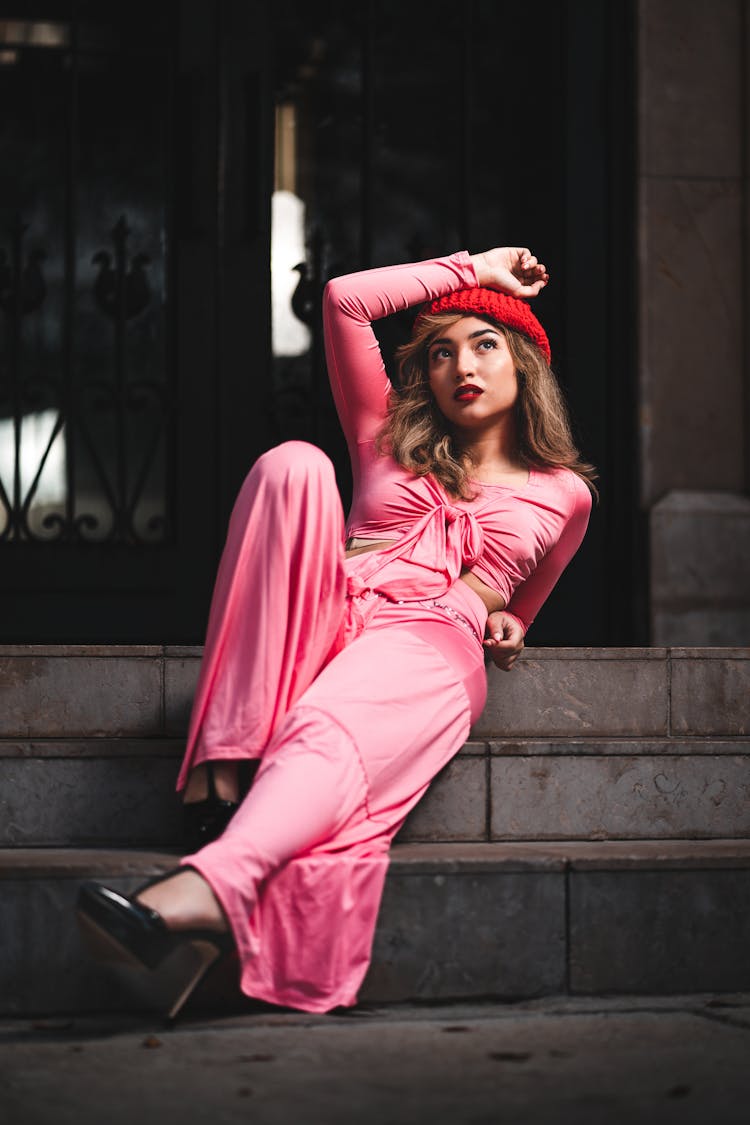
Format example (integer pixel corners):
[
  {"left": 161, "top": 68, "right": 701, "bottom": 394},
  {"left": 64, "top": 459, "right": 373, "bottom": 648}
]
[{"left": 0, "top": 0, "right": 639, "bottom": 644}]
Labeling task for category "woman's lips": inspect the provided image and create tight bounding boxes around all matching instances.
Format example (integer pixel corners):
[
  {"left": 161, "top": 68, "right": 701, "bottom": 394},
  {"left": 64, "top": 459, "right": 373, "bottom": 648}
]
[{"left": 454, "top": 385, "right": 483, "bottom": 401}]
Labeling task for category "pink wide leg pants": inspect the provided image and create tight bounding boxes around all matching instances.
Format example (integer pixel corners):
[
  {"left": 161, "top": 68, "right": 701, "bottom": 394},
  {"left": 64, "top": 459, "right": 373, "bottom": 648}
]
[{"left": 177, "top": 442, "right": 488, "bottom": 1012}]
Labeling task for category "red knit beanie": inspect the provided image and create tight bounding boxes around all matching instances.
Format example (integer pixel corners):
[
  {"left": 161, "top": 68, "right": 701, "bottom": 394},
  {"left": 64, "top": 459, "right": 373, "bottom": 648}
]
[{"left": 415, "top": 287, "right": 551, "bottom": 363}]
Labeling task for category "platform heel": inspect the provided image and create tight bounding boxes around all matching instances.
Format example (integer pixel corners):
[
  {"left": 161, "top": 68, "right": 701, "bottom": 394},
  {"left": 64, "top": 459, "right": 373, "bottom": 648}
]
[{"left": 76, "top": 872, "right": 233, "bottom": 1021}]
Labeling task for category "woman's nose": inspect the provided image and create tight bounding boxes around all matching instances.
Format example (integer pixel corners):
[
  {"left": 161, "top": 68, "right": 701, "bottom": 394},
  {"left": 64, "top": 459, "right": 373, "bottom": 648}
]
[{"left": 455, "top": 347, "right": 474, "bottom": 379}]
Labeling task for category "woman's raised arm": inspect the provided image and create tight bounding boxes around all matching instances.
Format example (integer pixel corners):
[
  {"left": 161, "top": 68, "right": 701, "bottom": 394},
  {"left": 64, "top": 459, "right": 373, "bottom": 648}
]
[{"left": 322, "top": 253, "right": 477, "bottom": 453}]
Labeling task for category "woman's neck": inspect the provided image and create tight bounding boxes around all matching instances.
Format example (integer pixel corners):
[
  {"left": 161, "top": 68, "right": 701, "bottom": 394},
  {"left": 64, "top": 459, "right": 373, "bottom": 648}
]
[{"left": 458, "top": 430, "right": 526, "bottom": 481}]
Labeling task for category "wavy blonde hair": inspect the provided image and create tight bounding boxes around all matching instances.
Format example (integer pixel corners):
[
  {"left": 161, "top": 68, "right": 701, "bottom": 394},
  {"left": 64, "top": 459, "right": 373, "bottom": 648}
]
[{"left": 377, "top": 311, "right": 598, "bottom": 500}]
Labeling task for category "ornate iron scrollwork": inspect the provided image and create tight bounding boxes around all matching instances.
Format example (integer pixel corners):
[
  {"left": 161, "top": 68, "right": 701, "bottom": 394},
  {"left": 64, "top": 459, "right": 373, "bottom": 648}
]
[
  {"left": 92, "top": 216, "right": 151, "bottom": 320},
  {"left": 0, "top": 213, "right": 167, "bottom": 544},
  {"left": 82, "top": 215, "right": 164, "bottom": 543}
]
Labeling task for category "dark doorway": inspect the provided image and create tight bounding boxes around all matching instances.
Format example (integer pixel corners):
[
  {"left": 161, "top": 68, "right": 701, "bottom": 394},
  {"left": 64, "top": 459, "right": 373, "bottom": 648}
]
[
  {"left": 266, "top": 0, "right": 638, "bottom": 645},
  {"left": 0, "top": 0, "right": 636, "bottom": 645}
]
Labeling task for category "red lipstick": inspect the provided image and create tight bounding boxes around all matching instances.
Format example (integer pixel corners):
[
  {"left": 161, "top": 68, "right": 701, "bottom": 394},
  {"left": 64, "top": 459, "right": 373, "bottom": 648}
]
[{"left": 454, "top": 384, "right": 483, "bottom": 401}]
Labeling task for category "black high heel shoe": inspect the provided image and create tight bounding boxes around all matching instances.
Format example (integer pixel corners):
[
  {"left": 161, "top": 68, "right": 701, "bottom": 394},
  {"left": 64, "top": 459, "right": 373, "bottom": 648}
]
[
  {"left": 183, "top": 762, "right": 239, "bottom": 852},
  {"left": 76, "top": 870, "right": 233, "bottom": 1021}
]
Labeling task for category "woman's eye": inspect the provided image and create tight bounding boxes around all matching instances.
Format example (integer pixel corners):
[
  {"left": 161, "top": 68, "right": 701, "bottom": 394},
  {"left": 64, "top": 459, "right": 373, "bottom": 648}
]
[
  {"left": 431, "top": 347, "right": 451, "bottom": 361},
  {"left": 478, "top": 339, "right": 497, "bottom": 350}
]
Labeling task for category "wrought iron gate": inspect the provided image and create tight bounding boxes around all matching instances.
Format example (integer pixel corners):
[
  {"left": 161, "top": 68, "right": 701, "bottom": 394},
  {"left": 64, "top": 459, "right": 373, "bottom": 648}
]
[{"left": 0, "top": 1, "right": 273, "bottom": 641}]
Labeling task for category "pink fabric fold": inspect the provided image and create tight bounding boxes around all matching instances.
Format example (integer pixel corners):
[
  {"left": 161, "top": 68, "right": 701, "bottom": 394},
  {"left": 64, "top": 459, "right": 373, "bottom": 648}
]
[{"left": 348, "top": 481, "right": 484, "bottom": 603}]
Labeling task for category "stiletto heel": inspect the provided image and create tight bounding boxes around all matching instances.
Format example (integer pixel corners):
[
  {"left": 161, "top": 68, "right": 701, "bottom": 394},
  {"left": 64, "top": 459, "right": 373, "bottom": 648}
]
[
  {"left": 76, "top": 872, "right": 233, "bottom": 1021},
  {"left": 183, "top": 762, "right": 239, "bottom": 852}
]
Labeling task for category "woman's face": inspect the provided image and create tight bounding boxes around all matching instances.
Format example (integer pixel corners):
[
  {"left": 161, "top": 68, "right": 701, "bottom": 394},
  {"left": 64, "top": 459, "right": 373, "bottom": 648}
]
[{"left": 426, "top": 316, "right": 518, "bottom": 433}]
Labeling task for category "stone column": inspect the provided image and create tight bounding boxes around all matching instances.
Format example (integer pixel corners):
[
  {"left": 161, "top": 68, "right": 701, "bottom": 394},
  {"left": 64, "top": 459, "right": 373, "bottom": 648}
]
[{"left": 639, "top": 0, "right": 750, "bottom": 643}]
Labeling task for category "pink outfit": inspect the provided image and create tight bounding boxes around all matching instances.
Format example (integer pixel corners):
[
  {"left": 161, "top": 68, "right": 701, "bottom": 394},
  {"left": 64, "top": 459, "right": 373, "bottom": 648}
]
[{"left": 177, "top": 253, "right": 591, "bottom": 1013}]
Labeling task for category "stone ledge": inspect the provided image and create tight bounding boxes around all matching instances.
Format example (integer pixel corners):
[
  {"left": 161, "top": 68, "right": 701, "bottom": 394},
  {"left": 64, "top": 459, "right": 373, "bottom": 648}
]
[
  {"left": 4, "top": 840, "right": 750, "bottom": 880},
  {"left": 1, "top": 647, "right": 747, "bottom": 740},
  {"left": 397, "top": 756, "right": 488, "bottom": 844},
  {"left": 477, "top": 654, "right": 669, "bottom": 737},
  {"left": 0, "top": 645, "right": 745, "bottom": 659},
  {"left": 562, "top": 838, "right": 750, "bottom": 870},
  {"left": 489, "top": 738, "right": 750, "bottom": 755},
  {"left": 671, "top": 656, "right": 750, "bottom": 736},
  {"left": 0, "top": 847, "right": 181, "bottom": 879},
  {"left": 0, "top": 646, "right": 167, "bottom": 657},
  {"left": 10, "top": 741, "right": 750, "bottom": 848},
  {"left": 511, "top": 648, "right": 670, "bottom": 660},
  {"left": 391, "top": 840, "right": 750, "bottom": 872},
  {"left": 490, "top": 754, "right": 750, "bottom": 841},
  {"left": 0, "top": 739, "right": 185, "bottom": 759},
  {"left": 0, "top": 655, "right": 164, "bottom": 738},
  {"left": 4, "top": 843, "right": 750, "bottom": 1013},
  {"left": 1, "top": 736, "right": 746, "bottom": 760}
]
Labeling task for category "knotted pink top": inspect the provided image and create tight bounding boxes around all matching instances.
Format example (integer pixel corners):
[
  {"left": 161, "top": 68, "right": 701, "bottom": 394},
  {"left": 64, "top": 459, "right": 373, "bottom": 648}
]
[{"left": 323, "top": 252, "right": 592, "bottom": 634}]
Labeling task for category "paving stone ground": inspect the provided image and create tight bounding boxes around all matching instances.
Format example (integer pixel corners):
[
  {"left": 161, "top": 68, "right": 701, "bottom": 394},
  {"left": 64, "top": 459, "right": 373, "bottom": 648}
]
[{"left": 1, "top": 995, "right": 748, "bottom": 1125}]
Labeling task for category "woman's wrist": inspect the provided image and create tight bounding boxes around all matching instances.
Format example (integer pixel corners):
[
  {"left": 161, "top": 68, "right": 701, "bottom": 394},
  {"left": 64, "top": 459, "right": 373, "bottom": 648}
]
[{"left": 468, "top": 252, "right": 491, "bottom": 287}]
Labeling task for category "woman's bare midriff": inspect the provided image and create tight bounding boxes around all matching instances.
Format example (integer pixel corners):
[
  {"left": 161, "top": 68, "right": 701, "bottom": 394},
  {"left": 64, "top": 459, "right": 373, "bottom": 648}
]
[
  {"left": 344, "top": 537, "right": 394, "bottom": 558},
  {"left": 343, "top": 537, "right": 506, "bottom": 616}
]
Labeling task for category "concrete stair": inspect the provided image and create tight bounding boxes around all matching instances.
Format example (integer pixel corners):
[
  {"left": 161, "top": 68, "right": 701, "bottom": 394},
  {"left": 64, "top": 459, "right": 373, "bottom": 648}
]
[{"left": 1, "top": 645, "right": 748, "bottom": 1014}]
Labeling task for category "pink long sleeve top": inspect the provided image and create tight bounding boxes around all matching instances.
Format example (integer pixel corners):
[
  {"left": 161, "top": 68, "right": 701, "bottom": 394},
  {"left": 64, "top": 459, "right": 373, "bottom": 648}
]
[{"left": 323, "top": 252, "right": 592, "bottom": 635}]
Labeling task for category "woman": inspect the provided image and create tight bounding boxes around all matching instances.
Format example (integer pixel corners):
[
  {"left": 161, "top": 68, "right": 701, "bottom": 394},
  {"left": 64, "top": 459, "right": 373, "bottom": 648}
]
[{"left": 77, "top": 245, "right": 595, "bottom": 1018}]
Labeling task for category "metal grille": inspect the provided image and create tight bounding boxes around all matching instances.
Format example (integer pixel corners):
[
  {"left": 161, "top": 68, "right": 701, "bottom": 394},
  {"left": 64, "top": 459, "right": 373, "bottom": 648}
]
[{"left": 0, "top": 9, "right": 172, "bottom": 543}]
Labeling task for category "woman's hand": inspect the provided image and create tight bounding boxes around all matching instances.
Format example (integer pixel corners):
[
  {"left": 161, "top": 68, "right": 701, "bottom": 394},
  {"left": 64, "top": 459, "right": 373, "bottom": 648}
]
[
  {"left": 483, "top": 611, "right": 525, "bottom": 671},
  {"left": 470, "top": 247, "right": 549, "bottom": 298}
]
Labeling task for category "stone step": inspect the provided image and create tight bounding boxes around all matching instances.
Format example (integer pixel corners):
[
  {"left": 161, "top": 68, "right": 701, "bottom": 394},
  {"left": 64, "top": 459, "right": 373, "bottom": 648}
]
[
  {"left": 2, "top": 736, "right": 748, "bottom": 847},
  {"left": 1, "top": 646, "right": 748, "bottom": 741},
  {"left": 1, "top": 645, "right": 748, "bottom": 847},
  {"left": 2, "top": 840, "right": 749, "bottom": 1016}
]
